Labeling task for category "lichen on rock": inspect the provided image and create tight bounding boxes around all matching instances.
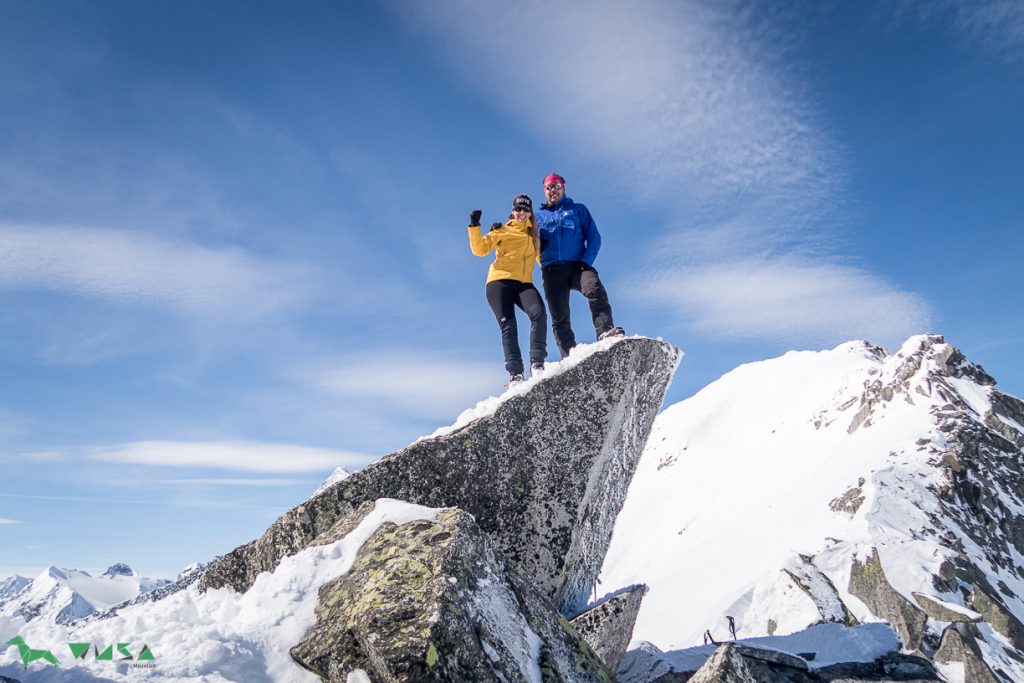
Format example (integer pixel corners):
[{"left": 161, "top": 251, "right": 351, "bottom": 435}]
[{"left": 290, "top": 507, "right": 615, "bottom": 683}]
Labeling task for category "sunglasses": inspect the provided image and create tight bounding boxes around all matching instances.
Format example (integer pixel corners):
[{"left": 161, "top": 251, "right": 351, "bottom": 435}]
[
  {"left": 512, "top": 206, "right": 531, "bottom": 212},
  {"left": 545, "top": 183, "right": 563, "bottom": 191}
]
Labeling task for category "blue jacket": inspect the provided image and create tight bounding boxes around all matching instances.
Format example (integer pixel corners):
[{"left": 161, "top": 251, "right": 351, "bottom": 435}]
[{"left": 535, "top": 196, "right": 601, "bottom": 268}]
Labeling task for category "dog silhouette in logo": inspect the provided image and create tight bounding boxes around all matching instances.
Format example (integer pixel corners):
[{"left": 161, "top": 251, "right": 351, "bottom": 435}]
[{"left": 6, "top": 636, "right": 59, "bottom": 668}]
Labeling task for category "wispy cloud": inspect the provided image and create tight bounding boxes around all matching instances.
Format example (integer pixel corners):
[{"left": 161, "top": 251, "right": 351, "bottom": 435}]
[
  {"left": 637, "top": 257, "right": 932, "bottom": 346},
  {"left": 0, "top": 224, "right": 313, "bottom": 320},
  {"left": 0, "top": 518, "right": 21, "bottom": 525},
  {"left": 153, "top": 478, "right": 313, "bottom": 487},
  {"left": 388, "top": 0, "right": 931, "bottom": 346},
  {"left": 896, "top": 0, "right": 1024, "bottom": 62},
  {"left": 307, "top": 353, "right": 499, "bottom": 421},
  {"left": 0, "top": 491, "right": 279, "bottom": 511},
  {"left": 388, "top": 0, "right": 841, "bottom": 232},
  {"left": 87, "top": 440, "right": 373, "bottom": 473}
]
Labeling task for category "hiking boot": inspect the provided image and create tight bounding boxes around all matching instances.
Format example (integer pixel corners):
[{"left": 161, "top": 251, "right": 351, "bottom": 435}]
[
  {"left": 506, "top": 373, "right": 525, "bottom": 387},
  {"left": 598, "top": 326, "right": 625, "bottom": 341},
  {"left": 531, "top": 362, "right": 545, "bottom": 377}
]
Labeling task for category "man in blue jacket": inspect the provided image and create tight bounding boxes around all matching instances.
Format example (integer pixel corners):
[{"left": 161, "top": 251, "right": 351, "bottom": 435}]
[{"left": 536, "top": 172, "right": 624, "bottom": 358}]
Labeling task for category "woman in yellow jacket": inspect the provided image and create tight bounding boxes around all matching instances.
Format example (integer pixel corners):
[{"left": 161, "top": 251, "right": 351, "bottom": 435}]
[{"left": 468, "top": 194, "right": 548, "bottom": 385}]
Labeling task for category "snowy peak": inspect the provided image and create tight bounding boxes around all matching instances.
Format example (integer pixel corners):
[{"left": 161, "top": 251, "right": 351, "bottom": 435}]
[
  {"left": 0, "top": 576, "right": 29, "bottom": 605},
  {"left": 102, "top": 562, "right": 134, "bottom": 577},
  {"left": 602, "top": 334, "right": 1024, "bottom": 679},
  {"left": 0, "top": 564, "right": 170, "bottom": 626}
]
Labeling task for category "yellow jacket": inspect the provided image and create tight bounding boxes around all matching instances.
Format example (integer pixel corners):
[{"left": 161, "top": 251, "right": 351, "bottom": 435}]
[{"left": 468, "top": 217, "right": 540, "bottom": 284}]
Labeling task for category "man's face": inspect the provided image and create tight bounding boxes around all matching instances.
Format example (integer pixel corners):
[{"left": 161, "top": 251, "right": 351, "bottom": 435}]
[{"left": 544, "top": 182, "right": 564, "bottom": 205}]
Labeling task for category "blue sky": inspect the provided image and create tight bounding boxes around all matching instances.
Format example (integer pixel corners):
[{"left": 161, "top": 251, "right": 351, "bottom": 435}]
[{"left": 1, "top": 0, "right": 1022, "bottom": 580}]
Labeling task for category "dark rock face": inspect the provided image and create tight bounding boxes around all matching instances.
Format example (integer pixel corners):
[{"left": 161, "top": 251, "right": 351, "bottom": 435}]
[
  {"left": 102, "top": 563, "right": 133, "bottom": 577},
  {"left": 934, "top": 623, "right": 1001, "bottom": 683},
  {"left": 290, "top": 507, "right": 613, "bottom": 683},
  {"left": 201, "top": 337, "right": 679, "bottom": 616},
  {"left": 570, "top": 584, "right": 648, "bottom": 672},
  {"left": 910, "top": 592, "right": 981, "bottom": 623},
  {"left": 968, "top": 583, "right": 1024, "bottom": 650},
  {"left": 848, "top": 548, "right": 927, "bottom": 651},
  {"left": 815, "top": 652, "right": 940, "bottom": 682}
]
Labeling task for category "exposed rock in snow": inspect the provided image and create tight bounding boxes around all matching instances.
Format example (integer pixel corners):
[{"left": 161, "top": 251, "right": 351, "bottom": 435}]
[
  {"left": 784, "top": 556, "right": 858, "bottom": 627},
  {"left": 201, "top": 337, "right": 680, "bottom": 618},
  {"left": 934, "top": 623, "right": 1000, "bottom": 683},
  {"left": 290, "top": 507, "right": 613, "bottom": 682},
  {"left": 101, "top": 563, "right": 133, "bottom": 578},
  {"left": 911, "top": 592, "right": 982, "bottom": 623},
  {"left": 570, "top": 584, "right": 648, "bottom": 672},
  {"left": 848, "top": 547, "right": 927, "bottom": 651}
]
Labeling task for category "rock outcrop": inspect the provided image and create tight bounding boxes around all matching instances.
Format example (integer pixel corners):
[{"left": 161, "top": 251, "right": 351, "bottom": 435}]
[
  {"left": 934, "top": 623, "right": 1001, "bottom": 683},
  {"left": 201, "top": 337, "right": 680, "bottom": 618},
  {"left": 617, "top": 637, "right": 941, "bottom": 683},
  {"left": 847, "top": 547, "right": 927, "bottom": 652},
  {"left": 290, "top": 507, "right": 613, "bottom": 683},
  {"left": 570, "top": 584, "right": 648, "bottom": 672}
]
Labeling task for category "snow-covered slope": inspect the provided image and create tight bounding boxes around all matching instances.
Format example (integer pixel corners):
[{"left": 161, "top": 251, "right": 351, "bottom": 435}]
[
  {"left": 0, "top": 563, "right": 169, "bottom": 626},
  {"left": 0, "top": 500, "right": 442, "bottom": 682},
  {"left": 601, "top": 334, "right": 1024, "bottom": 678}
]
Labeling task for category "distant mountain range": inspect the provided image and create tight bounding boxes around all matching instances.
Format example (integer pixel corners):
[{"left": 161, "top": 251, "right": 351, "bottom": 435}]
[{"left": 0, "top": 563, "right": 171, "bottom": 626}]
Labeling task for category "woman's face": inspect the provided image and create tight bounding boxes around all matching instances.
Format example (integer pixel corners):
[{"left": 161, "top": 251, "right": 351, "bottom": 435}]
[{"left": 512, "top": 208, "right": 531, "bottom": 221}]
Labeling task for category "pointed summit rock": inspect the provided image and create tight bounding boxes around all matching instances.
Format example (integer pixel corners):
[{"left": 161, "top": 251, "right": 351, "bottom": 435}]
[
  {"left": 102, "top": 563, "right": 133, "bottom": 577},
  {"left": 200, "top": 337, "right": 680, "bottom": 616}
]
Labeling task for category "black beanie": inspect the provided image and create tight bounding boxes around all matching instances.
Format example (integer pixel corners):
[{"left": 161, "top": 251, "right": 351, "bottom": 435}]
[{"left": 512, "top": 194, "right": 533, "bottom": 211}]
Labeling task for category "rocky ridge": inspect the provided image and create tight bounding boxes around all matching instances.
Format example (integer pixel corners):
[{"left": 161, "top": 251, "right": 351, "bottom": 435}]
[{"left": 199, "top": 336, "right": 680, "bottom": 680}]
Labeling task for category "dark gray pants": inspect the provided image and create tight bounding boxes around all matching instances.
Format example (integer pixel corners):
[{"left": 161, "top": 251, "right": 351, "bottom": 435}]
[
  {"left": 485, "top": 280, "right": 548, "bottom": 374},
  {"left": 541, "top": 262, "right": 614, "bottom": 358}
]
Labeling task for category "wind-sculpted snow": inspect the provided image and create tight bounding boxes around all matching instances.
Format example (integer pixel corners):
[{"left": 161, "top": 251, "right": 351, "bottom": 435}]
[
  {"left": 201, "top": 337, "right": 680, "bottom": 616},
  {"left": 603, "top": 334, "right": 1024, "bottom": 680}
]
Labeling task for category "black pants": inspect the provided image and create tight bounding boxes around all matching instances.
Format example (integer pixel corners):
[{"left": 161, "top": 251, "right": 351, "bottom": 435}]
[
  {"left": 485, "top": 280, "right": 548, "bottom": 374},
  {"left": 541, "top": 262, "right": 614, "bottom": 358}
]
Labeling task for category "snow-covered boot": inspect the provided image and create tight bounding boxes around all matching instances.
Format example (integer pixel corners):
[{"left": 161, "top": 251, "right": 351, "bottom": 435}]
[
  {"left": 506, "top": 372, "right": 525, "bottom": 387},
  {"left": 599, "top": 326, "right": 625, "bottom": 340},
  {"left": 531, "top": 362, "right": 545, "bottom": 377}
]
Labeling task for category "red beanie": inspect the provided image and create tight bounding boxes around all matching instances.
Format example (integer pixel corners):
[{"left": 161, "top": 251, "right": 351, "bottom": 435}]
[{"left": 543, "top": 173, "right": 566, "bottom": 187}]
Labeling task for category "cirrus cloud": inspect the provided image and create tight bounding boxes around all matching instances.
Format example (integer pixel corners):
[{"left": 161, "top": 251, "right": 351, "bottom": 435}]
[
  {"left": 88, "top": 440, "right": 373, "bottom": 473},
  {"left": 387, "top": 0, "right": 931, "bottom": 346},
  {"left": 0, "top": 224, "right": 313, "bottom": 320}
]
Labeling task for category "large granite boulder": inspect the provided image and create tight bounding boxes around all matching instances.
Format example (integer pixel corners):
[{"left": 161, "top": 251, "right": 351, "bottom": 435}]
[
  {"left": 291, "top": 506, "right": 613, "bottom": 683},
  {"left": 201, "top": 337, "right": 680, "bottom": 615},
  {"left": 688, "top": 643, "right": 809, "bottom": 682}
]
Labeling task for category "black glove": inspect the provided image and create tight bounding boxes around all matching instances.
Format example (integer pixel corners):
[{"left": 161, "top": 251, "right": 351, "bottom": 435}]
[
  {"left": 469, "top": 210, "right": 482, "bottom": 227},
  {"left": 491, "top": 222, "right": 503, "bottom": 231}
]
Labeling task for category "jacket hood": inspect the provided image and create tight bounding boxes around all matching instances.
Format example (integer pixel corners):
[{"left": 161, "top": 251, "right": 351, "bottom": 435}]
[{"left": 503, "top": 217, "right": 534, "bottom": 232}]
